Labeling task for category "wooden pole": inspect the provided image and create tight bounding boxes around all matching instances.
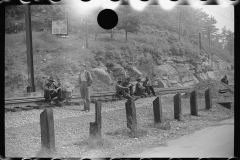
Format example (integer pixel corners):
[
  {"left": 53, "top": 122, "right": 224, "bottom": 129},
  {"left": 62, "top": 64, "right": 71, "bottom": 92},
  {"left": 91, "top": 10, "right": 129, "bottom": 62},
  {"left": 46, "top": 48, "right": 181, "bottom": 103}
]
[
  {"left": 25, "top": 5, "right": 35, "bottom": 92},
  {"left": 86, "top": 14, "right": 89, "bottom": 48}
]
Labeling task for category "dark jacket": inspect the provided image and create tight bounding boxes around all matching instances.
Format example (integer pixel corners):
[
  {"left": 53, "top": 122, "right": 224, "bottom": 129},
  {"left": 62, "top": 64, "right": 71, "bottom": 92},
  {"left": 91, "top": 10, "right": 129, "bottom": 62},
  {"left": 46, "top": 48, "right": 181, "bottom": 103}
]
[
  {"left": 135, "top": 81, "right": 145, "bottom": 95},
  {"left": 116, "top": 82, "right": 127, "bottom": 92},
  {"left": 79, "top": 71, "right": 93, "bottom": 86},
  {"left": 221, "top": 78, "right": 228, "bottom": 85},
  {"left": 143, "top": 80, "right": 151, "bottom": 87},
  {"left": 45, "top": 80, "right": 59, "bottom": 91}
]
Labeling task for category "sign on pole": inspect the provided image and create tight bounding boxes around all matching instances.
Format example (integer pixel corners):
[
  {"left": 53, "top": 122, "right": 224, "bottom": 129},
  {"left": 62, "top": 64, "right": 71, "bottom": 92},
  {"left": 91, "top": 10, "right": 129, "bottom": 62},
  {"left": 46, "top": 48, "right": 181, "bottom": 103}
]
[{"left": 51, "top": 19, "right": 68, "bottom": 35}]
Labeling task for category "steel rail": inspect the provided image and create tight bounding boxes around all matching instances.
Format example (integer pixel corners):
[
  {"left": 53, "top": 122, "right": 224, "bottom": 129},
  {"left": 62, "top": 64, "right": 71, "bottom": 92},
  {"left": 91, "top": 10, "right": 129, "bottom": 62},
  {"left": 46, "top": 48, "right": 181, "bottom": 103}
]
[{"left": 5, "top": 86, "right": 193, "bottom": 105}]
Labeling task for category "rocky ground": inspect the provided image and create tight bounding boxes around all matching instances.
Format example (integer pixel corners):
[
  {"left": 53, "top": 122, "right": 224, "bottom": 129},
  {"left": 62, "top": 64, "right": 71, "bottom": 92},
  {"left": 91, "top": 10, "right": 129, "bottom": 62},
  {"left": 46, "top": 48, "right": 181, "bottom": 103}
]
[{"left": 5, "top": 93, "right": 234, "bottom": 158}]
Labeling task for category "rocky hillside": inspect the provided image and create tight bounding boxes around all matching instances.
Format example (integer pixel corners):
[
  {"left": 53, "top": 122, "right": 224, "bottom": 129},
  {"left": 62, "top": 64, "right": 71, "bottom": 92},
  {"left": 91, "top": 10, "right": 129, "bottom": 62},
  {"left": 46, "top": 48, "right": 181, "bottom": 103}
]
[{"left": 5, "top": 29, "right": 234, "bottom": 98}]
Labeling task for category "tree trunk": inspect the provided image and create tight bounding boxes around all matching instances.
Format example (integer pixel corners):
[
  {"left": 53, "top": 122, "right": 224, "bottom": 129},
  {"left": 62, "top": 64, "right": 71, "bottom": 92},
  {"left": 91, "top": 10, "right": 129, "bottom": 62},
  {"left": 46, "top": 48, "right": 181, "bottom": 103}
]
[
  {"left": 95, "top": 32, "right": 98, "bottom": 41},
  {"left": 95, "top": 28, "right": 99, "bottom": 41},
  {"left": 111, "top": 29, "right": 113, "bottom": 39},
  {"left": 126, "top": 29, "right": 128, "bottom": 42}
]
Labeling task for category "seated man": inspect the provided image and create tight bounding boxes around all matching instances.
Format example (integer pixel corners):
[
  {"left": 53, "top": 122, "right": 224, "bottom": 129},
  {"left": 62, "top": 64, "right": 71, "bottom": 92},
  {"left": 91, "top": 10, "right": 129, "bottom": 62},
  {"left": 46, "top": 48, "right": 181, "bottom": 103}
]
[
  {"left": 116, "top": 78, "right": 131, "bottom": 99},
  {"left": 44, "top": 76, "right": 63, "bottom": 104},
  {"left": 221, "top": 75, "right": 229, "bottom": 85},
  {"left": 135, "top": 78, "right": 147, "bottom": 96},
  {"left": 143, "top": 76, "right": 156, "bottom": 96},
  {"left": 122, "top": 77, "right": 134, "bottom": 96}
]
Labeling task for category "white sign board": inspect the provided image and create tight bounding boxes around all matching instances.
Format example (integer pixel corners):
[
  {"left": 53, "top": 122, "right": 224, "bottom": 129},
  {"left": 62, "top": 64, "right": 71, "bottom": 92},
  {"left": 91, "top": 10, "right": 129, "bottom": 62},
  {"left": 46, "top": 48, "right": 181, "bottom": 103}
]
[{"left": 52, "top": 19, "right": 68, "bottom": 35}]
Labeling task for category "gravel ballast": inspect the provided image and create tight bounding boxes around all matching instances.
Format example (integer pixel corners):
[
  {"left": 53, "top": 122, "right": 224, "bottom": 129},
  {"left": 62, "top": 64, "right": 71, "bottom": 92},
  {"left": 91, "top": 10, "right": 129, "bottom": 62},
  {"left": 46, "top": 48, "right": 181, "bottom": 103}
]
[{"left": 5, "top": 95, "right": 234, "bottom": 158}]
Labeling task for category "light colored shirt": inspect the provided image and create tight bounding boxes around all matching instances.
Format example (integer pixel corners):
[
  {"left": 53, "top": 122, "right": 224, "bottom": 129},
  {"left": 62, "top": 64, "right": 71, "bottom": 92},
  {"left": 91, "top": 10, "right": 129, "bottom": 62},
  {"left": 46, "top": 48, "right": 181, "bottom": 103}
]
[{"left": 80, "top": 71, "right": 87, "bottom": 82}]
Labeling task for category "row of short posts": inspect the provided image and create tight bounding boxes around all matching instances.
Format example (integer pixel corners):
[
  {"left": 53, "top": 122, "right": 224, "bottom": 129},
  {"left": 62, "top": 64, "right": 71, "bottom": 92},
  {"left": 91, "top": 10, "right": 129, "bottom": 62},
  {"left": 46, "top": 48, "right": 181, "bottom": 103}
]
[
  {"left": 39, "top": 88, "right": 212, "bottom": 151},
  {"left": 124, "top": 88, "right": 213, "bottom": 136},
  {"left": 173, "top": 88, "right": 212, "bottom": 121}
]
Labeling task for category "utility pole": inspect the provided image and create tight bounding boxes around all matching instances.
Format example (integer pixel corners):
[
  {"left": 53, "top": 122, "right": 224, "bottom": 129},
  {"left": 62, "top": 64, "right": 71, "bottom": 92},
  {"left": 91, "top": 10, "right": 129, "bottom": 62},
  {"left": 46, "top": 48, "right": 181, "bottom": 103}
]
[
  {"left": 197, "top": 18, "right": 201, "bottom": 50},
  {"left": 25, "top": 5, "right": 35, "bottom": 92},
  {"left": 111, "top": 28, "right": 113, "bottom": 39},
  {"left": 86, "top": 14, "right": 89, "bottom": 48},
  {"left": 179, "top": 9, "right": 181, "bottom": 41},
  {"left": 208, "top": 26, "right": 210, "bottom": 46},
  {"left": 199, "top": 32, "right": 202, "bottom": 50}
]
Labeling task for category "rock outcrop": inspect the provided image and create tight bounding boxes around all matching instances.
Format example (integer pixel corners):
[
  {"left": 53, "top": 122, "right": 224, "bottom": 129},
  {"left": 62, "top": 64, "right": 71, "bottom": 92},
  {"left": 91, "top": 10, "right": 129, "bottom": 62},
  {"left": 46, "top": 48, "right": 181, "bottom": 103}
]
[{"left": 91, "top": 68, "right": 112, "bottom": 85}]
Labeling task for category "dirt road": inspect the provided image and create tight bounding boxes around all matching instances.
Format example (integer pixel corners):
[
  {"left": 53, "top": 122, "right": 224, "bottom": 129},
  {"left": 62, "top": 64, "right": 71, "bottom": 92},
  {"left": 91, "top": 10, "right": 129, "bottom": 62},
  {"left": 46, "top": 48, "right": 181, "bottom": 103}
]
[{"left": 129, "top": 117, "right": 234, "bottom": 158}]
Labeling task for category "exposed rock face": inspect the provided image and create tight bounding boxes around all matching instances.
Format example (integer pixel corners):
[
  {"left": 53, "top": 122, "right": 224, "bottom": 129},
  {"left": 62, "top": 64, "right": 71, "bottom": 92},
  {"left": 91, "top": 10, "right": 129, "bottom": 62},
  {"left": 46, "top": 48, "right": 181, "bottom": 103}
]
[
  {"left": 107, "top": 63, "right": 127, "bottom": 80},
  {"left": 210, "top": 55, "right": 232, "bottom": 71},
  {"left": 98, "top": 55, "right": 233, "bottom": 88},
  {"left": 91, "top": 68, "right": 112, "bottom": 85},
  {"left": 126, "top": 66, "right": 142, "bottom": 80},
  {"left": 154, "top": 64, "right": 178, "bottom": 76}
]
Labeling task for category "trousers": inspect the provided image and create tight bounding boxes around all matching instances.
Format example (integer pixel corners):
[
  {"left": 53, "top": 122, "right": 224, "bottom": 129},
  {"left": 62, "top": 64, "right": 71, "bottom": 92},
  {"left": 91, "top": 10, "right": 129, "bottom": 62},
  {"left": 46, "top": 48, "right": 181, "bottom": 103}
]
[
  {"left": 80, "top": 81, "right": 90, "bottom": 110},
  {"left": 145, "top": 86, "right": 156, "bottom": 96},
  {"left": 44, "top": 88, "right": 62, "bottom": 101}
]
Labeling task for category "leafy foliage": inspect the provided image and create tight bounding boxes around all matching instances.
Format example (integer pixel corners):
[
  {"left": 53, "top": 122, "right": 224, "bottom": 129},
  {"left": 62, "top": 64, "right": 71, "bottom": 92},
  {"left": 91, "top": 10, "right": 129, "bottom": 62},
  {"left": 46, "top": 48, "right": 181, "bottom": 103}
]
[{"left": 5, "top": 5, "right": 234, "bottom": 97}]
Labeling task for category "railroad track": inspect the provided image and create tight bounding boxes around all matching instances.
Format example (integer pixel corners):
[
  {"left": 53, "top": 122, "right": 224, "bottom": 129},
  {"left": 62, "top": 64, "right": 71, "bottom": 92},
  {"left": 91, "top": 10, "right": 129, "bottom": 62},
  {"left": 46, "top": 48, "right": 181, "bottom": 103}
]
[
  {"left": 5, "top": 83, "right": 234, "bottom": 112},
  {"left": 5, "top": 86, "right": 193, "bottom": 106}
]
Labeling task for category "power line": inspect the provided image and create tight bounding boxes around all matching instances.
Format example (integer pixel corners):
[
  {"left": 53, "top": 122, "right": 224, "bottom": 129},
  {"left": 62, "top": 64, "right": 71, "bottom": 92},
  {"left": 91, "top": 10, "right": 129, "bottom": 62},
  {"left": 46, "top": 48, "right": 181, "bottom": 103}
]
[
  {"left": 204, "top": 6, "right": 234, "bottom": 23},
  {"left": 224, "top": 8, "right": 233, "bottom": 15},
  {"left": 223, "top": 8, "right": 233, "bottom": 20}
]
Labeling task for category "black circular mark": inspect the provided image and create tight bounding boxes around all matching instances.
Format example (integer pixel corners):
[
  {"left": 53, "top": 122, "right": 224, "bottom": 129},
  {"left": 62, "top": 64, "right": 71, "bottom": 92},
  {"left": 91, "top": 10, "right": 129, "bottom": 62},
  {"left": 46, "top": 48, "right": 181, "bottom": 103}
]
[
  {"left": 111, "top": 0, "right": 120, "bottom": 1},
  {"left": 81, "top": 0, "right": 90, "bottom": 2},
  {"left": 140, "top": 158, "right": 152, "bottom": 160},
  {"left": 97, "top": 9, "right": 118, "bottom": 30},
  {"left": 49, "top": 0, "right": 61, "bottom": 3},
  {"left": 229, "top": 158, "right": 240, "bottom": 160},
  {"left": 198, "top": 158, "right": 210, "bottom": 160}
]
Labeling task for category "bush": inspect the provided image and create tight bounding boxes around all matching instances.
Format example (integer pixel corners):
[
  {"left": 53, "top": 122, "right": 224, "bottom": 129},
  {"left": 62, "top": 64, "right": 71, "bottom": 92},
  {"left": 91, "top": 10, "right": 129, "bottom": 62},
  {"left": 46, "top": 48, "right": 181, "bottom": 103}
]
[{"left": 38, "top": 31, "right": 57, "bottom": 43}]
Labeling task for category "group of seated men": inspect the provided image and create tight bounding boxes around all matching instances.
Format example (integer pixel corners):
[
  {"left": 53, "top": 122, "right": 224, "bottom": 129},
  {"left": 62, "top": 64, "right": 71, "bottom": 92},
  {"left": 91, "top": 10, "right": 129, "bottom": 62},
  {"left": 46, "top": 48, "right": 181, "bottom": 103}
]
[
  {"left": 44, "top": 75, "right": 156, "bottom": 103},
  {"left": 44, "top": 76, "right": 63, "bottom": 104},
  {"left": 116, "top": 76, "right": 156, "bottom": 99}
]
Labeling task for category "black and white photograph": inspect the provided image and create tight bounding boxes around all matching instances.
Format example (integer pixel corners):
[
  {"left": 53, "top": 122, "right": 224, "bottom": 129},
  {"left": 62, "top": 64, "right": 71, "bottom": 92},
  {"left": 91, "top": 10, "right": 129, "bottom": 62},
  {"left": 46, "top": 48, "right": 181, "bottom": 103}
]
[{"left": 5, "top": 0, "right": 234, "bottom": 158}]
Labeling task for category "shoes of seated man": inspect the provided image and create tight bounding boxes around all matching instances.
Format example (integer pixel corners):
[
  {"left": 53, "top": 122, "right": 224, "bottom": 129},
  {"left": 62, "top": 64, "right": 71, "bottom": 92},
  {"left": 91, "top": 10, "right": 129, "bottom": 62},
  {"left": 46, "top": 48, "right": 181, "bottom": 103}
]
[{"left": 49, "top": 101, "right": 54, "bottom": 105}]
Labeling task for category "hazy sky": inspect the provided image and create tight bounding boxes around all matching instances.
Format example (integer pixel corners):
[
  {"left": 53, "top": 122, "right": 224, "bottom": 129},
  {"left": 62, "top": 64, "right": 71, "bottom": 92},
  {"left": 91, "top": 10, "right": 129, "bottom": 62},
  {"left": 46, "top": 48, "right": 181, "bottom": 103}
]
[{"left": 196, "top": 5, "right": 234, "bottom": 32}]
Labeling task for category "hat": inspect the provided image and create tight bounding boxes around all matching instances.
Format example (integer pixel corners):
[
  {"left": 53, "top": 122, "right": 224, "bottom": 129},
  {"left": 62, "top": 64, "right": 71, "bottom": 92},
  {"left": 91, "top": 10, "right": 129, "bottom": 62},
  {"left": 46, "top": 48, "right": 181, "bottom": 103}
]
[
  {"left": 136, "top": 78, "right": 141, "bottom": 81},
  {"left": 47, "top": 76, "right": 54, "bottom": 82}
]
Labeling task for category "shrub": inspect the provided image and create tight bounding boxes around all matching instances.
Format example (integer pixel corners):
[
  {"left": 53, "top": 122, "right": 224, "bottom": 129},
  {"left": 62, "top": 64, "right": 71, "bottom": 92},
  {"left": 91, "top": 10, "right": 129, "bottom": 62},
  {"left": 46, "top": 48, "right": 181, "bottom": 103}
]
[{"left": 38, "top": 31, "right": 57, "bottom": 43}]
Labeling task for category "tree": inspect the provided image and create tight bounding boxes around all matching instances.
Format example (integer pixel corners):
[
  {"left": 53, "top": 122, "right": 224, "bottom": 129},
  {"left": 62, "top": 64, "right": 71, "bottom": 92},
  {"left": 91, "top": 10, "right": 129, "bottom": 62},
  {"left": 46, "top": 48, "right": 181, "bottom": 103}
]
[{"left": 116, "top": 6, "right": 140, "bottom": 41}]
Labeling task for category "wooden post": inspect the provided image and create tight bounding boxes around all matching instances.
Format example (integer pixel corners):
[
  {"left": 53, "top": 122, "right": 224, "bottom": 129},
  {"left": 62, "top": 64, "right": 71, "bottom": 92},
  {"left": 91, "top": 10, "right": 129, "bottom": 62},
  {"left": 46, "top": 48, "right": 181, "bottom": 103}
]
[
  {"left": 40, "top": 108, "right": 55, "bottom": 151},
  {"left": 190, "top": 90, "right": 198, "bottom": 116},
  {"left": 125, "top": 97, "right": 137, "bottom": 132},
  {"left": 174, "top": 93, "right": 182, "bottom": 120},
  {"left": 205, "top": 88, "right": 212, "bottom": 110},
  {"left": 89, "top": 101, "right": 102, "bottom": 139},
  {"left": 153, "top": 96, "right": 163, "bottom": 124},
  {"left": 25, "top": 5, "right": 35, "bottom": 92}
]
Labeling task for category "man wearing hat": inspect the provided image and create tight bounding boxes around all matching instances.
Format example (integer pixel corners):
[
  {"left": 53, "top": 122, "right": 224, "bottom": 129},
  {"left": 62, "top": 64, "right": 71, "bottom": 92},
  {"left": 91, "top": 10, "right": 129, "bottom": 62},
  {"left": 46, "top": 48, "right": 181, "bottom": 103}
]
[
  {"left": 116, "top": 78, "right": 131, "bottom": 99},
  {"left": 135, "top": 78, "right": 146, "bottom": 96},
  {"left": 143, "top": 76, "right": 156, "bottom": 96},
  {"left": 221, "top": 75, "right": 229, "bottom": 85},
  {"left": 44, "top": 76, "right": 62, "bottom": 104},
  {"left": 79, "top": 63, "right": 93, "bottom": 112},
  {"left": 122, "top": 77, "right": 134, "bottom": 96}
]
